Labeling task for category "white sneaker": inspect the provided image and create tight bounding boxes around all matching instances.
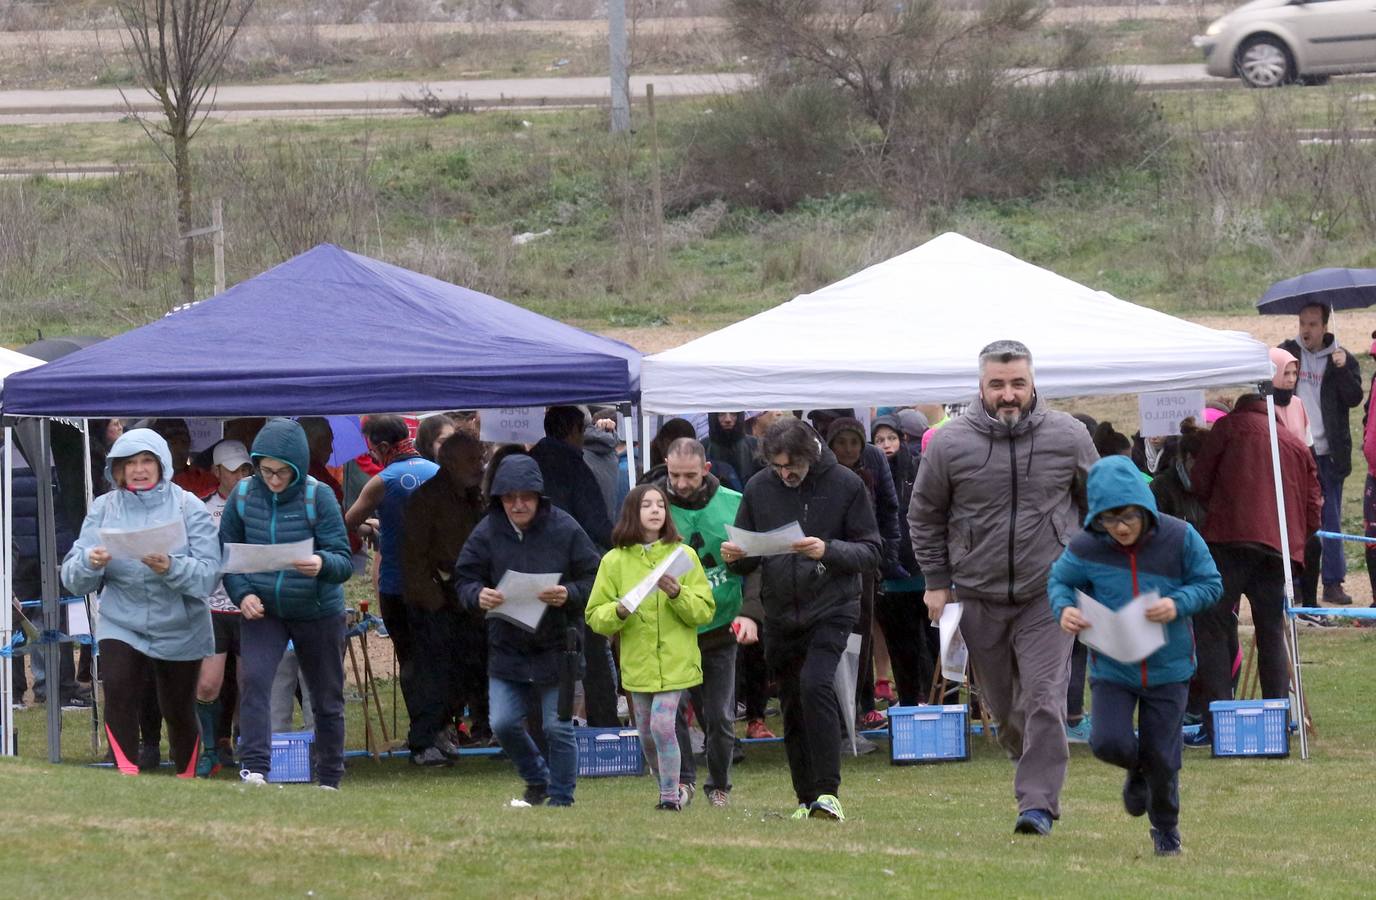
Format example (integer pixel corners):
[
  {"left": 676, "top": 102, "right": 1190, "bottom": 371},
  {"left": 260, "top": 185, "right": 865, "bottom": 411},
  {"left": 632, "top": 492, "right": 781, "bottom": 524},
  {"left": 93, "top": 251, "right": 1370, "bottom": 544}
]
[
  {"left": 240, "top": 770, "right": 267, "bottom": 786},
  {"left": 317, "top": 784, "right": 339, "bottom": 792}
]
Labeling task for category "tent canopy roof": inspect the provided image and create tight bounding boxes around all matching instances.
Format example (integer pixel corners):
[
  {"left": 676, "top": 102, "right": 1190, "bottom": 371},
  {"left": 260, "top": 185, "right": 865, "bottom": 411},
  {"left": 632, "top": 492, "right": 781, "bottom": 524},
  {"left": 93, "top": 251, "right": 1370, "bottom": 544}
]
[
  {"left": 641, "top": 233, "right": 1272, "bottom": 412},
  {"left": 1, "top": 244, "right": 641, "bottom": 418}
]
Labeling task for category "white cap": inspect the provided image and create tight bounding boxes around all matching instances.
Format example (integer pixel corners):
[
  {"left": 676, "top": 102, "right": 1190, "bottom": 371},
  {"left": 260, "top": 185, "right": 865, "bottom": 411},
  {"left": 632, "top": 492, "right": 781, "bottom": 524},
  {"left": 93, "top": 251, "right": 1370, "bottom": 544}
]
[{"left": 212, "top": 440, "right": 251, "bottom": 471}]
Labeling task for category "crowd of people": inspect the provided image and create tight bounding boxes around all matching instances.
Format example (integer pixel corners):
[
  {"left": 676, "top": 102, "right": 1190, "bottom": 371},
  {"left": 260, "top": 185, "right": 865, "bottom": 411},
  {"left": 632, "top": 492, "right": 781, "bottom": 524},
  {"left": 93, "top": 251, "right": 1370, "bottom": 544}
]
[{"left": 4, "top": 300, "right": 1368, "bottom": 854}]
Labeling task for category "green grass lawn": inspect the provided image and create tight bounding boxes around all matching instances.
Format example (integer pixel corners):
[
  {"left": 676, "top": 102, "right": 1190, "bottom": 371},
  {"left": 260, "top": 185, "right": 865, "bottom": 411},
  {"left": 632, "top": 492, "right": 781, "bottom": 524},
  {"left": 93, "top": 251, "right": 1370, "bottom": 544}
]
[{"left": 3, "top": 628, "right": 1374, "bottom": 896}]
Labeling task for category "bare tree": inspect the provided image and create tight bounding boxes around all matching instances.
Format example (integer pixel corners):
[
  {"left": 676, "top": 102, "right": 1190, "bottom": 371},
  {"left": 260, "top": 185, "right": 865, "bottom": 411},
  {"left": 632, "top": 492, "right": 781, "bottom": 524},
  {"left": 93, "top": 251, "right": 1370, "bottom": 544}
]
[{"left": 116, "top": 0, "right": 256, "bottom": 302}]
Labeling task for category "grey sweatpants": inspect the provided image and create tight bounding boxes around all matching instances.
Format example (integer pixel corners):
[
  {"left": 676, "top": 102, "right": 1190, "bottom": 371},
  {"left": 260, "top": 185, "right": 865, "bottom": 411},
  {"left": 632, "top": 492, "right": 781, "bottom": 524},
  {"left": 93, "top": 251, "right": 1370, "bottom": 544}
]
[{"left": 960, "top": 595, "right": 1074, "bottom": 817}]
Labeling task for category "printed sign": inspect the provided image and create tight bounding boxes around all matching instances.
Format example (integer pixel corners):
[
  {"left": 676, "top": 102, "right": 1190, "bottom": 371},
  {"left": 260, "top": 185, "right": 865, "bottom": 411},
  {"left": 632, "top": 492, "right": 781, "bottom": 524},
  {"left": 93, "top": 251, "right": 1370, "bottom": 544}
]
[
  {"left": 186, "top": 418, "right": 223, "bottom": 452},
  {"left": 1137, "top": 390, "right": 1205, "bottom": 438},
  {"left": 478, "top": 407, "right": 546, "bottom": 445}
]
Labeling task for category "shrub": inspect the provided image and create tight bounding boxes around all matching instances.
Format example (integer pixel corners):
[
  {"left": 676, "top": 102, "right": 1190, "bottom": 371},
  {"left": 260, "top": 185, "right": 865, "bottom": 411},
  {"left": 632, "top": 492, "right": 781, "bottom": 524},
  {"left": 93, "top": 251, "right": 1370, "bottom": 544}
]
[{"left": 677, "top": 81, "right": 860, "bottom": 212}]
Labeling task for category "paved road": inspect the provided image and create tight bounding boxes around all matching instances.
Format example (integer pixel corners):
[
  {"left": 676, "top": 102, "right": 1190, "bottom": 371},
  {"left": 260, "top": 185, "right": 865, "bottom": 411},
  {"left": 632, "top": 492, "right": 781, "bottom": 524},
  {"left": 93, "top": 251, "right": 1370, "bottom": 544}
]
[{"left": 0, "top": 66, "right": 1230, "bottom": 125}]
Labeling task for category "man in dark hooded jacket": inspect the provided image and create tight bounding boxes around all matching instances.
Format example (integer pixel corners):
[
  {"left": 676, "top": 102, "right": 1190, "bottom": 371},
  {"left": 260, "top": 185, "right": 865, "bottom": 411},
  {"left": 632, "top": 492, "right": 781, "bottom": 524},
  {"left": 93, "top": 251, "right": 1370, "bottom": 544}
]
[
  {"left": 722, "top": 417, "right": 882, "bottom": 822},
  {"left": 454, "top": 455, "right": 601, "bottom": 807},
  {"left": 706, "top": 412, "right": 759, "bottom": 488}
]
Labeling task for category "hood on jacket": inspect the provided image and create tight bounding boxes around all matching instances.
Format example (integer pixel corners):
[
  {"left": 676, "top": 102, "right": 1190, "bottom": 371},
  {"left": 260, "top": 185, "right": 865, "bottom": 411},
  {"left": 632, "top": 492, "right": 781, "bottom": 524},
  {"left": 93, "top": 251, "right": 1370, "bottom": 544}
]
[
  {"left": 1270, "top": 346, "right": 1299, "bottom": 389},
  {"left": 895, "top": 409, "right": 928, "bottom": 442},
  {"left": 871, "top": 414, "right": 903, "bottom": 443},
  {"left": 489, "top": 453, "right": 545, "bottom": 506},
  {"left": 708, "top": 412, "right": 749, "bottom": 445},
  {"left": 105, "top": 428, "right": 174, "bottom": 488},
  {"left": 250, "top": 418, "right": 310, "bottom": 489},
  {"left": 1085, "top": 455, "right": 1159, "bottom": 529},
  {"left": 583, "top": 425, "right": 618, "bottom": 456}
]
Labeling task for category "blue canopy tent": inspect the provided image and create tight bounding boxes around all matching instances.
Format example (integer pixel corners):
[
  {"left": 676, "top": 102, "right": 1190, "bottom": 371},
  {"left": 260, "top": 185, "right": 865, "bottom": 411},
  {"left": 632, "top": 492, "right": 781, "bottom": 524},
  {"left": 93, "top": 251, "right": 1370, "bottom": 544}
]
[
  {"left": 0, "top": 244, "right": 642, "bottom": 763},
  {"left": 0, "top": 244, "right": 640, "bottom": 417}
]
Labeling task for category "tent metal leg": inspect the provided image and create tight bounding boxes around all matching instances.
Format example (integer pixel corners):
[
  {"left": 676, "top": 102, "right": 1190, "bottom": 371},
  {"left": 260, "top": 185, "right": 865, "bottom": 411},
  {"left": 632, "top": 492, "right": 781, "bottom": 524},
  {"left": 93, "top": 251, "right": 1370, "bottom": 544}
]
[
  {"left": 2, "top": 426, "right": 14, "bottom": 756},
  {"left": 33, "top": 418, "right": 63, "bottom": 762},
  {"left": 1265, "top": 394, "right": 1309, "bottom": 759}
]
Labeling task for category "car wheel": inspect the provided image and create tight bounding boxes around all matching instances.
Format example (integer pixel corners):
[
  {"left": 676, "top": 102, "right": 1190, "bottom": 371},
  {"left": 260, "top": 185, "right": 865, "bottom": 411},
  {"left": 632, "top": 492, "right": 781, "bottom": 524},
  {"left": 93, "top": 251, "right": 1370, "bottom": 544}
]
[{"left": 1235, "top": 36, "right": 1293, "bottom": 88}]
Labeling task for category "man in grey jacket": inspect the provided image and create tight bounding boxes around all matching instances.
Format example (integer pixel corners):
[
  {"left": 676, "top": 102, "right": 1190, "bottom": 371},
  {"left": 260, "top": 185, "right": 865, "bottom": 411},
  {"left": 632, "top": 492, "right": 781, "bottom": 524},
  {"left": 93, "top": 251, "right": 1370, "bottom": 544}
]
[{"left": 908, "top": 340, "right": 1098, "bottom": 836}]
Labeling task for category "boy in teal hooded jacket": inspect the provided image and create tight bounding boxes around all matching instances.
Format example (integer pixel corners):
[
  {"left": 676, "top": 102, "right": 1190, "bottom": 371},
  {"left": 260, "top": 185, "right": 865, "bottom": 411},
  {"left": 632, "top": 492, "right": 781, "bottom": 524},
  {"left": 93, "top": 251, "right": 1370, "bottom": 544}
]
[{"left": 1049, "top": 455, "right": 1222, "bottom": 857}]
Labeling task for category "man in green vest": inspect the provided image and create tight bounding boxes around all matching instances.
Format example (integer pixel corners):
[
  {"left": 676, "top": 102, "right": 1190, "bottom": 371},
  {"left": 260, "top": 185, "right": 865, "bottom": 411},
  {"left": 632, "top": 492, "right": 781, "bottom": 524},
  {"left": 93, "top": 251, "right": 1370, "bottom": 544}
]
[{"left": 661, "top": 437, "right": 757, "bottom": 809}]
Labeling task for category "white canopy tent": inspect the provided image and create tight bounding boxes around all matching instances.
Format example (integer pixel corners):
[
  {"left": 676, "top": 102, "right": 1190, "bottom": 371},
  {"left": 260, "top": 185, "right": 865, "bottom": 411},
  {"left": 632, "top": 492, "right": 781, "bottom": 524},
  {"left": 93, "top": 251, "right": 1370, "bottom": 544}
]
[
  {"left": 1, "top": 347, "right": 43, "bottom": 757},
  {"left": 641, "top": 233, "right": 1317, "bottom": 757},
  {"left": 641, "top": 232, "right": 1272, "bottom": 412}
]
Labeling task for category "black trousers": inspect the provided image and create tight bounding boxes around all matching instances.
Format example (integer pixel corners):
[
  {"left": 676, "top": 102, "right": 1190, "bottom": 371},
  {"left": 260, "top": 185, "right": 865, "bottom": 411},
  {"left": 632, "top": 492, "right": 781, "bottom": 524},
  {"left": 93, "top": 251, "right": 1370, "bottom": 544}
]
[
  {"left": 407, "top": 605, "right": 463, "bottom": 751},
  {"left": 379, "top": 592, "right": 424, "bottom": 740},
  {"left": 874, "top": 588, "right": 930, "bottom": 707},
  {"left": 766, "top": 611, "right": 857, "bottom": 804},
  {"left": 100, "top": 639, "right": 200, "bottom": 774},
  {"left": 581, "top": 631, "right": 620, "bottom": 727},
  {"left": 1197, "top": 545, "right": 1291, "bottom": 734},
  {"left": 738, "top": 630, "right": 770, "bottom": 719},
  {"left": 1090, "top": 679, "right": 1189, "bottom": 831}
]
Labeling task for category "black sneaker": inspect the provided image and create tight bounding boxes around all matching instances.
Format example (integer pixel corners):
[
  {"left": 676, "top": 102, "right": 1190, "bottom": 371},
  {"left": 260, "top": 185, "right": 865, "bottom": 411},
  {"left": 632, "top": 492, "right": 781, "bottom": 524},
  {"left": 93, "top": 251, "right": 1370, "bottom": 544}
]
[
  {"left": 1013, "top": 809, "right": 1054, "bottom": 835},
  {"left": 655, "top": 800, "right": 681, "bottom": 812},
  {"left": 1123, "top": 771, "right": 1148, "bottom": 817},
  {"left": 522, "top": 783, "right": 549, "bottom": 806},
  {"left": 62, "top": 695, "right": 94, "bottom": 711},
  {"left": 1151, "top": 826, "right": 1182, "bottom": 856}
]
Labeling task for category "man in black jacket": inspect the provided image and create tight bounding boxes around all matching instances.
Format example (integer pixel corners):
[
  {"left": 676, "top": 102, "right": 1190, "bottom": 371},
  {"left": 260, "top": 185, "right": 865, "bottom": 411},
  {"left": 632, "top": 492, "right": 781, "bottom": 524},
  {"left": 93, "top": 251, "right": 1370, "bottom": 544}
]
[
  {"left": 1281, "top": 302, "right": 1365, "bottom": 605},
  {"left": 529, "top": 405, "right": 620, "bottom": 726},
  {"left": 454, "top": 455, "right": 602, "bottom": 807},
  {"left": 722, "top": 417, "right": 882, "bottom": 822}
]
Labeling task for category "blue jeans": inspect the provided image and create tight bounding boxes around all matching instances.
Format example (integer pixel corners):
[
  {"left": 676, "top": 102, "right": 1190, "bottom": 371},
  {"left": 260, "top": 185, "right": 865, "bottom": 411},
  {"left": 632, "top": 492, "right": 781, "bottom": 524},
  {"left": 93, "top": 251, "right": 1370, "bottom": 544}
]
[
  {"left": 1316, "top": 453, "right": 1346, "bottom": 585},
  {"left": 489, "top": 677, "right": 576, "bottom": 805}
]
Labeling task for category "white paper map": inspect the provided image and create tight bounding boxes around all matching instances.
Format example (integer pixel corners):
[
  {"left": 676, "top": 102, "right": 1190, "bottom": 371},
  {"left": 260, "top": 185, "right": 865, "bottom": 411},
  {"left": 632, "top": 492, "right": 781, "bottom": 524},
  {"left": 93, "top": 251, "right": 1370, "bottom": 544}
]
[
  {"left": 938, "top": 602, "right": 968, "bottom": 684},
  {"left": 221, "top": 539, "right": 315, "bottom": 574},
  {"left": 725, "top": 522, "right": 806, "bottom": 557},
  {"left": 489, "top": 570, "right": 563, "bottom": 633},
  {"left": 1075, "top": 589, "right": 1167, "bottom": 663},
  {"left": 619, "top": 546, "right": 696, "bottom": 615},
  {"left": 99, "top": 518, "right": 187, "bottom": 560}
]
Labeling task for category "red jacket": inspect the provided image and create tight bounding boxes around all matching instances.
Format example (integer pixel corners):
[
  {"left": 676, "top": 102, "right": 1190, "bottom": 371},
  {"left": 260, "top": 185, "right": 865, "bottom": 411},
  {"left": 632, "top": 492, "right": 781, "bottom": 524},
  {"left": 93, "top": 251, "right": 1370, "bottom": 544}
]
[{"left": 1192, "top": 396, "right": 1321, "bottom": 566}]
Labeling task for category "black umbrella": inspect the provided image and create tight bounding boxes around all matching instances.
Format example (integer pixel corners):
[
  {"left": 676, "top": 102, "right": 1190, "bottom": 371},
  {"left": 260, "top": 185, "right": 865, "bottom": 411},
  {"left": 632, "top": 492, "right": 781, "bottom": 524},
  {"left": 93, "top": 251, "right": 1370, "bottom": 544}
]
[
  {"left": 1256, "top": 267, "right": 1376, "bottom": 315},
  {"left": 19, "top": 335, "right": 105, "bottom": 361}
]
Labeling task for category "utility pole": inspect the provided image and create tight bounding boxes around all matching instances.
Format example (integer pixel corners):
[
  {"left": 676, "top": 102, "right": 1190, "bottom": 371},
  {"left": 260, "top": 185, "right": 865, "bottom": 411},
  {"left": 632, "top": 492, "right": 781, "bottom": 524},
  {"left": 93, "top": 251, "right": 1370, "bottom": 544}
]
[{"left": 609, "top": 0, "right": 630, "bottom": 132}]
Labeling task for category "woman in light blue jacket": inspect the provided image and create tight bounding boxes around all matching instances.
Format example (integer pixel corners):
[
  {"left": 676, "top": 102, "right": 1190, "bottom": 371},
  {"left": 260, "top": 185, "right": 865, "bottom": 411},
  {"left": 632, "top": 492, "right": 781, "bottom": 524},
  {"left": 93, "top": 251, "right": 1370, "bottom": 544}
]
[{"left": 62, "top": 429, "right": 220, "bottom": 777}]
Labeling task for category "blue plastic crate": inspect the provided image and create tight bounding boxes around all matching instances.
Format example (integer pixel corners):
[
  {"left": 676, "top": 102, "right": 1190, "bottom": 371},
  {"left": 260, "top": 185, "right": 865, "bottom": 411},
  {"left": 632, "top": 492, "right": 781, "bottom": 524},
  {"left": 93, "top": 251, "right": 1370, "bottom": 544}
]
[
  {"left": 268, "top": 730, "right": 315, "bottom": 783},
  {"left": 888, "top": 705, "right": 969, "bottom": 765},
  {"left": 575, "top": 727, "right": 645, "bottom": 777},
  {"left": 1210, "top": 700, "right": 1290, "bottom": 758}
]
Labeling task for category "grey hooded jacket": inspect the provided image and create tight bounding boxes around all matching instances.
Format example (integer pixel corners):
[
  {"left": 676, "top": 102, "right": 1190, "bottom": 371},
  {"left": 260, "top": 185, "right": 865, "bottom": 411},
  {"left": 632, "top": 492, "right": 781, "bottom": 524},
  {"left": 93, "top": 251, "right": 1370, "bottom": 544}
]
[{"left": 907, "top": 396, "right": 1098, "bottom": 603}]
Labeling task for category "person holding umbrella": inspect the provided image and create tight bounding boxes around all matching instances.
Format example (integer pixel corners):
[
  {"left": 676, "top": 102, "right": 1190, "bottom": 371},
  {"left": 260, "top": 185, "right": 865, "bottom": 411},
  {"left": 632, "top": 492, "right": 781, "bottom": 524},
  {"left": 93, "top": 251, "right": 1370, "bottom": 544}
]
[
  {"left": 1258, "top": 268, "right": 1376, "bottom": 606},
  {"left": 1278, "top": 303, "right": 1363, "bottom": 606}
]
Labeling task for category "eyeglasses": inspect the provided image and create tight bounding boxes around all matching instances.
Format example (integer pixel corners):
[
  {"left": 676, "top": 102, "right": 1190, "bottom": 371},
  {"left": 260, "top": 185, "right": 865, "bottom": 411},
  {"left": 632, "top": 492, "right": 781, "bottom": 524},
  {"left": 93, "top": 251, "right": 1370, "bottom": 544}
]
[
  {"left": 1097, "top": 508, "right": 1142, "bottom": 529},
  {"left": 257, "top": 463, "right": 294, "bottom": 482},
  {"left": 771, "top": 460, "right": 806, "bottom": 476}
]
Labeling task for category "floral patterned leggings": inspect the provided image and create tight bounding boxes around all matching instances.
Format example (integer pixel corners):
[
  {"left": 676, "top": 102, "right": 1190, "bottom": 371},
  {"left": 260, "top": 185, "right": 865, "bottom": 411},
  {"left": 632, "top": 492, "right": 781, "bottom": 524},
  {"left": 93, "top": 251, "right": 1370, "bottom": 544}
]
[{"left": 631, "top": 690, "right": 683, "bottom": 804}]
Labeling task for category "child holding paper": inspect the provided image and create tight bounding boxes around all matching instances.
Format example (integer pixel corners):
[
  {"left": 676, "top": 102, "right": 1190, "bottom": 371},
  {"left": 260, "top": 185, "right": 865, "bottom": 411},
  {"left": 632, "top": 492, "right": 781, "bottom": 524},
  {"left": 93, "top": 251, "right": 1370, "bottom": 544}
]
[
  {"left": 1049, "top": 455, "right": 1222, "bottom": 857},
  {"left": 586, "top": 485, "right": 714, "bottom": 811}
]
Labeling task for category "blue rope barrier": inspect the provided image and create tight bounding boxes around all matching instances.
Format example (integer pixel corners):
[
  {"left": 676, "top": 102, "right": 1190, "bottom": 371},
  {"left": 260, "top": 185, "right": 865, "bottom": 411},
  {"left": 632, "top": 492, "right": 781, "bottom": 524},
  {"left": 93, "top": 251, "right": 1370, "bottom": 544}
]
[
  {"left": 17, "top": 596, "right": 90, "bottom": 608},
  {"left": 1288, "top": 606, "right": 1376, "bottom": 619},
  {"left": 1315, "top": 530, "right": 1376, "bottom": 545}
]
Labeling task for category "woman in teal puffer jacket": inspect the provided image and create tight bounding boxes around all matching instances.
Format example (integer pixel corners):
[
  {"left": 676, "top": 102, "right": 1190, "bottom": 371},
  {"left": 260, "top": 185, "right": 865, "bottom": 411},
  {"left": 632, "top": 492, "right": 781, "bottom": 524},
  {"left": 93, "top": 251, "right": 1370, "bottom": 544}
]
[
  {"left": 62, "top": 428, "right": 220, "bottom": 777},
  {"left": 218, "top": 418, "right": 352, "bottom": 788}
]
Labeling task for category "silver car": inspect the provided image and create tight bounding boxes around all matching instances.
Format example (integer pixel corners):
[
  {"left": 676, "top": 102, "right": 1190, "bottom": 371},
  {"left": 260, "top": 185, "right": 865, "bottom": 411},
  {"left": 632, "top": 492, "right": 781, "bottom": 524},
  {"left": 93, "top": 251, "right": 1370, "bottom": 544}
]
[{"left": 1193, "top": 0, "right": 1376, "bottom": 88}]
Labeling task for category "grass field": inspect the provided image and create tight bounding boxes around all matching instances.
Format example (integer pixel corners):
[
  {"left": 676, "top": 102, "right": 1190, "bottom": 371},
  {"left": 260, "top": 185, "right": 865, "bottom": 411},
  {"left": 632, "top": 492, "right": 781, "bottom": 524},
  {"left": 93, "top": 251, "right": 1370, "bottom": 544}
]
[{"left": 2, "top": 628, "right": 1374, "bottom": 897}]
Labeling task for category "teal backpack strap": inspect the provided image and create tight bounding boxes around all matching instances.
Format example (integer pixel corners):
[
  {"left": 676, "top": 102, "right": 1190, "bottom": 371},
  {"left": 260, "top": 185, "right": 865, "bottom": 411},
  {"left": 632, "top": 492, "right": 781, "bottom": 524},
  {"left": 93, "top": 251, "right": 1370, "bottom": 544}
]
[
  {"left": 304, "top": 476, "right": 318, "bottom": 529},
  {"left": 235, "top": 478, "right": 252, "bottom": 519}
]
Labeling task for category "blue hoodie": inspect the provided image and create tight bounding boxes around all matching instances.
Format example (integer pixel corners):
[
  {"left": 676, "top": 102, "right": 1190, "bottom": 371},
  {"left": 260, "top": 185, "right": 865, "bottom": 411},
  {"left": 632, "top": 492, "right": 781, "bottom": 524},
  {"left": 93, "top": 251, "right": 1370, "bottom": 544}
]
[
  {"left": 1048, "top": 455, "right": 1222, "bottom": 689},
  {"left": 61, "top": 429, "right": 220, "bottom": 660}
]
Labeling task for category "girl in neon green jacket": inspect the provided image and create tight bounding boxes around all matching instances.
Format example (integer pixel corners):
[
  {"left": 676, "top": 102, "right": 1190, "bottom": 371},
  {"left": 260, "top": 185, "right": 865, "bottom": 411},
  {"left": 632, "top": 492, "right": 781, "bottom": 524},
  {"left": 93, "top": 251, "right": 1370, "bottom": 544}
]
[{"left": 587, "top": 484, "right": 714, "bottom": 810}]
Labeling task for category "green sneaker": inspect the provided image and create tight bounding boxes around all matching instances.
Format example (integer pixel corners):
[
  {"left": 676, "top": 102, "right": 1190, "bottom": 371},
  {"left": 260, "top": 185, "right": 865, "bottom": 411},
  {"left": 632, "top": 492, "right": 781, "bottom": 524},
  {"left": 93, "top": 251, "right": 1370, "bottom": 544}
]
[
  {"left": 790, "top": 803, "right": 811, "bottom": 820},
  {"left": 809, "top": 794, "right": 845, "bottom": 821}
]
